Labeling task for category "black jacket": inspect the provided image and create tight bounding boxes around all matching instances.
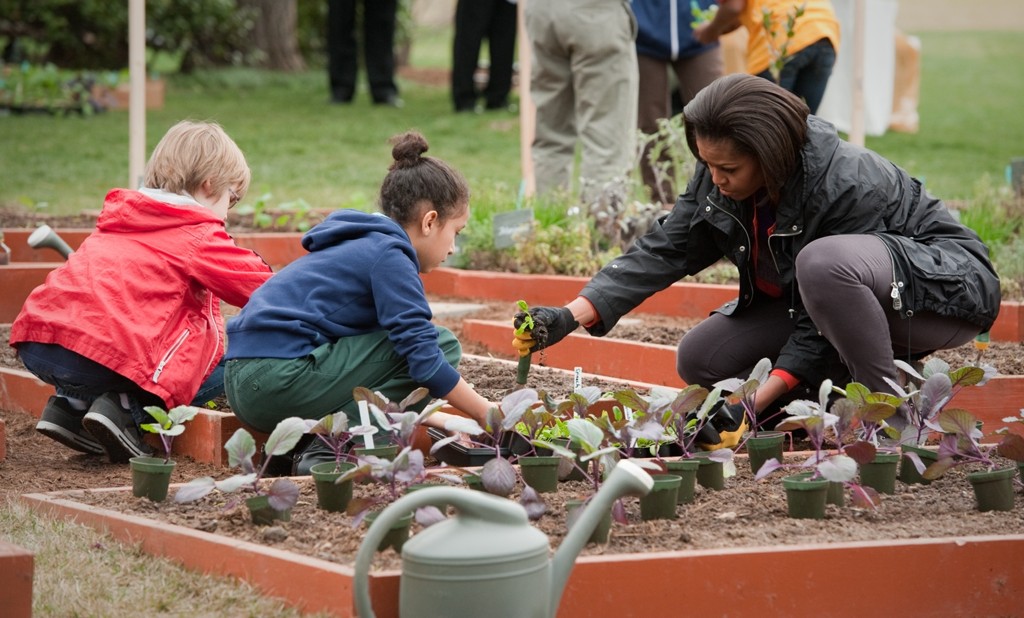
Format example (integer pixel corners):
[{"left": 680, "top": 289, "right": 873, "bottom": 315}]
[{"left": 580, "top": 116, "right": 1001, "bottom": 386}]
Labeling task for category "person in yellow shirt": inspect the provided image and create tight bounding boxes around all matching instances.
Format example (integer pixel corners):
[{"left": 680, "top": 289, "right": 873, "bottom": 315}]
[{"left": 694, "top": 0, "right": 840, "bottom": 113}]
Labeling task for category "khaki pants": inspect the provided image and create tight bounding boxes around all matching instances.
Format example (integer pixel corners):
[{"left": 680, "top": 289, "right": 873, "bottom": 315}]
[{"left": 525, "top": 0, "right": 638, "bottom": 199}]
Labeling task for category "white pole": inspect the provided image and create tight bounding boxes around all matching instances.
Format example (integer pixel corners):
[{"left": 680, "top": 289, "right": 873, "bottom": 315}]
[
  {"left": 358, "top": 400, "right": 375, "bottom": 449},
  {"left": 517, "top": 0, "right": 536, "bottom": 198},
  {"left": 849, "top": 0, "right": 866, "bottom": 146},
  {"left": 128, "top": 0, "right": 146, "bottom": 188}
]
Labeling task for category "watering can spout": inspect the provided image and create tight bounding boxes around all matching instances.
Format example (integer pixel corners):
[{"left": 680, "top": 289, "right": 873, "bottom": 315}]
[{"left": 549, "top": 459, "right": 653, "bottom": 616}]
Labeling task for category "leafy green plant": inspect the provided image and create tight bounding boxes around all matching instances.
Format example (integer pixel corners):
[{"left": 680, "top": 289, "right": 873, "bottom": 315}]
[
  {"left": 922, "top": 408, "right": 1024, "bottom": 479},
  {"left": 0, "top": 62, "right": 98, "bottom": 115},
  {"left": 886, "top": 357, "right": 994, "bottom": 448},
  {"left": 690, "top": 0, "right": 719, "bottom": 28},
  {"left": 139, "top": 405, "right": 200, "bottom": 464},
  {"left": 438, "top": 388, "right": 543, "bottom": 497},
  {"left": 302, "top": 410, "right": 378, "bottom": 472},
  {"left": 756, "top": 380, "right": 877, "bottom": 508},
  {"left": 354, "top": 386, "right": 443, "bottom": 451},
  {"left": 761, "top": 2, "right": 806, "bottom": 83},
  {"left": 173, "top": 417, "right": 306, "bottom": 514},
  {"left": 340, "top": 445, "right": 447, "bottom": 525}
]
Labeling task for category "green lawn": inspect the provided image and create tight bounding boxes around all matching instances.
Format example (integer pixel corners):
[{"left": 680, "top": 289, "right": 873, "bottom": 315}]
[{"left": 0, "top": 28, "right": 1020, "bottom": 215}]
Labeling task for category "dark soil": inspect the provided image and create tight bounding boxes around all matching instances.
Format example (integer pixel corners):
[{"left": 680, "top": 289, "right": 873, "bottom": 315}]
[
  {"left": 3, "top": 215, "right": 1023, "bottom": 572},
  {"left": 2, "top": 347, "right": 1023, "bottom": 574}
]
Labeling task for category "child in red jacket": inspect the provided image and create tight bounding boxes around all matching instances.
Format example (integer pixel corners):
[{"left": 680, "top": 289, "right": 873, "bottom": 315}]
[{"left": 10, "top": 120, "right": 273, "bottom": 463}]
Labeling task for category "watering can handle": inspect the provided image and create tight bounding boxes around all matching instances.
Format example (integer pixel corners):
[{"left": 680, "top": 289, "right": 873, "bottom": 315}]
[{"left": 353, "top": 487, "right": 530, "bottom": 618}]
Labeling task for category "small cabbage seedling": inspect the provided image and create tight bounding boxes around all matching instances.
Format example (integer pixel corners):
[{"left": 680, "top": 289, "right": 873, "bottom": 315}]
[
  {"left": 756, "top": 380, "right": 878, "bottom": 509},
  {"left": 140, "top": 405, "right": 200, "bottom": 464},
  {"left": 303, "top": 410, "right": 379, "bottom": 472},
  {"left": 174, "top": 416, "right": 306, "bottom": 514}
]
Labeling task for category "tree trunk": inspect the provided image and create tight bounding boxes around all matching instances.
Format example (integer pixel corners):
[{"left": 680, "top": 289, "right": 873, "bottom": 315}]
[{"left": 242, "top": 0, "right": 306, "bottom": 71}]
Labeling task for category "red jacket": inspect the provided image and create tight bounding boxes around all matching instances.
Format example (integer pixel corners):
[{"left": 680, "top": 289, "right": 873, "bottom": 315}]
[{"left": 10, "top": 188, "right": 273, "bottom": 407}]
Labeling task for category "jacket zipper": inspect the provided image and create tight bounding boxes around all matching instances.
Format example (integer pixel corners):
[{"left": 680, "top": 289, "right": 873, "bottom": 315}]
[
  {"left": 201, "top": 294, "right": 219, "bottom": 378},
  {"left": 706, "top": 194, "right": 754, "bottom": 307},
  {"left": 874, "top": 234, "right": 908, "bottom": 315},
  {"left": 153, "top": 328, "right": 190, "bottom": 383}
]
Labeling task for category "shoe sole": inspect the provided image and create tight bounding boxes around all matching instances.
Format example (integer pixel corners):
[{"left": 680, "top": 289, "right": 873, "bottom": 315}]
[
  {"left": 35, "top": 420, "right": 105, "bottom": 455},
  {"left": 82, "top": 412, "right": 150, "bottom": 463}
]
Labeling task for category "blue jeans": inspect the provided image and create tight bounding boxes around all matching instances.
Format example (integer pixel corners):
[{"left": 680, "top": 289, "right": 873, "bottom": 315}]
[
  {"left": 757, "top": 38, "right": 836, "bottom": 114},
  {"left": 17, "top": 342, "right": 225, "bottom": 425}
]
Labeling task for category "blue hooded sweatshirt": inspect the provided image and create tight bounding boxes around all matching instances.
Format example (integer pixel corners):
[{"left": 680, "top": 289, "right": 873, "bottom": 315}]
[
  {"left": 633, "top": 0, "right": 719, "bottom": 61},
  {"left": 225, "top": 209, "right": 460, "bottom": 398}
]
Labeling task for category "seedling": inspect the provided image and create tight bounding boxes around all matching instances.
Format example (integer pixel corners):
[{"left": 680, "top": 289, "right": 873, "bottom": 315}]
[
  {"left": 514, "top": 299, "right": 536, "bottom": 387},
  {"left": 437, "top": 388, "right": 545, "bottom": 497},
  {"left": 174, "top": 416, "right": 306, "bottom": 514},
  {"left": 140, "top": 405, "right": 200, "bottom": 464},
  {"left": 302, "top": 410, "right": 379, "bottom": 472},
  {"left": 922, "top": 408, "right": 1024, "bottom": 479},
  {"left": 756, "top": 380, "right": 878, "bottom": 508},
  {"left": 355, "top": 386, "right": 444, "bottom": 451}
]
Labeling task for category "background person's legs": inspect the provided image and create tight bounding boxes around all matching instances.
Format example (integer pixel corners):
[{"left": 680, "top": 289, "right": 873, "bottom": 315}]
[{"left": 525, "top": 1, "right": 577, "bottom": 194}]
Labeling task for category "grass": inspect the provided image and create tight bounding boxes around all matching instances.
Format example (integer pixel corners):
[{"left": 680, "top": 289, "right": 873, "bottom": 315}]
[
  {"left": 2, "top": 497, "right": 331, "bottom": 617},
  {"left": 1, "top": 29, "right": 1021, "bottom": 218}
]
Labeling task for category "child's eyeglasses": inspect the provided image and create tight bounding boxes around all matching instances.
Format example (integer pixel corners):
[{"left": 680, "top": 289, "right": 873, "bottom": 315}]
[{"left": 228, "top": 188, "right": 241, "bottom": 208}]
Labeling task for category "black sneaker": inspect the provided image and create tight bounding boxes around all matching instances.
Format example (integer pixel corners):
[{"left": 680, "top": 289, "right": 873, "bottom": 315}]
[
  {"left": 82, "top": 393, "right": 154, "bottom": 463},
  {"left": 35, "top": 396, "right": 104, "bottom": 455},
  {"left": 292, "top": 437, "right": 338, "bottom": 476}
]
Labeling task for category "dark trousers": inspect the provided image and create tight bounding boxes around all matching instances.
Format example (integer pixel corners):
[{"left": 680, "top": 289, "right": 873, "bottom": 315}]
[
  {"left": 327, "top": 0, "right": 398, "bottom": 102},
  {"left": 676, "top": 235, "right": 979, "bottom": 412},
  {"left": 17, "top": 342, "right": 226, "bottom": 425},
  {"left": 451, "top": 0, "right": 517, "bottom": 111},
  {"left": 756, "top": 38, "right": 836, "bottom": 114}
]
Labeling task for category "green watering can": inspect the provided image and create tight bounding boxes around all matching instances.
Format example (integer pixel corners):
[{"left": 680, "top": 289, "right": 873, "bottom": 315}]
[{"left": 353, "top": 459, "right": 653, "bottom": 618}]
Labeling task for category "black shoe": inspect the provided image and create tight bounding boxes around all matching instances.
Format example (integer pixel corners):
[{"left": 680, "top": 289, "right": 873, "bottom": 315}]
[
  {"left": 292, "top": 437, "right": 339, "bottom": 476},
  {"left": 35, "top": 396, "right": 104, "bottom": 455},
  {"left": 695, "top": 401, "right": 749, "bottom": 451},
  {"left": 330, "top": 88, "right": 353, "bottom": 104},
  {"left": 82, "top": 393, "right": 154, "bottom": 463}
]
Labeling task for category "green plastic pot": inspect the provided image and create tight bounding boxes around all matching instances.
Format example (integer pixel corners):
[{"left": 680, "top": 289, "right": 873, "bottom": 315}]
[
  {"left": 745, "top": 431, "right": 785, "bottom": 475},
  {"left": 129, "top": 456, "right": 175, "bottom": 502},
  {"left": 559, "top": 441, "right": 587, "bottom": 482},
  {"left": 967, "top": 466, "right": 1016, "bottom": 512},
  {"left": 1019, "top": 461, "right": 1024, "bottom": 484},
  {"left": 693, "top": 452, "right": 725, "bottom": 490},
  {"left": 565, "top": 499, "right": 612, "bottom": 544},
  {"left": 898, "top": 444, "right": 938, "bottom": 485},
  {"left": 826, "top": 481, "right": 845, "bottom": 507},
  {"left": 246, "top": 494, "right": 292, "bottom": 525},
  {"left": 364, "top": 511, "right": 414, "bottom": 552},
  {"left": 638, "top": 474, "right": 681, "bottom": 520},
  {"left": 666, "top": 458, "right": 700, "bottom": 504},
  {"left": 518, "top": 455, "right": 561, "bottom": 493},
  {"left": 310, "top": 461, "right": 356, "bottom": 512},
  {"left": 781, "top": 472, "right": 829, "bottom": 519},
  {"left": 859, "top": 451, "right": 900, "bottom": 494}
]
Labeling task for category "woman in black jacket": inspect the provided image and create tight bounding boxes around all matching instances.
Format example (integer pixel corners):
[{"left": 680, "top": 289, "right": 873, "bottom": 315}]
[{"left": 514, "top": 73, "right": 1000, "bottom": 443}]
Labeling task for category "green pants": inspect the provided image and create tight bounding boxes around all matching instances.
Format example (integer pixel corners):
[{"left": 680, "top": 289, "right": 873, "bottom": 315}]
[{"left": 224, "top": 327, "right": 461, "bottom": 433}]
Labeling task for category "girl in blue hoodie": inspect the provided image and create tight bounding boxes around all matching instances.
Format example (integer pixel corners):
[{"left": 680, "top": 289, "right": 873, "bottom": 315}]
[{"left": 224, "top": 132, "right": 495, "bottom": 473}]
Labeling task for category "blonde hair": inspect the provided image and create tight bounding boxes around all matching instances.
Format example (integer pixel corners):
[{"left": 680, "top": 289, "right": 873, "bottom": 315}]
[{"left": 143, "top": 120, "right": 251, "bottom": 202}]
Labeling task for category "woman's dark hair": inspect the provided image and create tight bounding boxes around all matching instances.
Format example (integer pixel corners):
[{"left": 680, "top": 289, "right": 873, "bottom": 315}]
[
  {"left": 379, "top": 131, "right": 469, "bottom": 227},
  {"left": 683, "top": 74, "right": 809, "bottom": 202}
]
